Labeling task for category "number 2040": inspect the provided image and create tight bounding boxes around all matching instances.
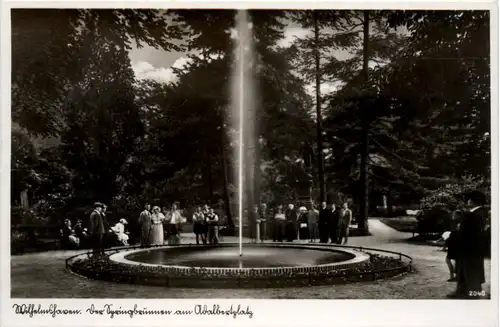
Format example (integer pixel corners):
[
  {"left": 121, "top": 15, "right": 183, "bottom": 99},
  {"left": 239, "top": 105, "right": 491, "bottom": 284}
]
[{"left": 469, "top": 290, "right": 486, "bottom": 297}]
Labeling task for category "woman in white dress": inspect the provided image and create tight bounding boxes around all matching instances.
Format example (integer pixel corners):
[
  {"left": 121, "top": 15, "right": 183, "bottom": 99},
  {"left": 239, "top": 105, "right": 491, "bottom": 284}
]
[
  {"left": 150, "top": 206, "right": 165, "bottom": 245},
  {"left": 111, "top": 218, "right": 129, "bottom": 246}
]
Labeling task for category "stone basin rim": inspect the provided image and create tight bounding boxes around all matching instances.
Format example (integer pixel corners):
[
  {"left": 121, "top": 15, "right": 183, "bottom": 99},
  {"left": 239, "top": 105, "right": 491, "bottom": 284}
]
[{"left": 107, "top": 243, "right": 370, "bottom": 271}]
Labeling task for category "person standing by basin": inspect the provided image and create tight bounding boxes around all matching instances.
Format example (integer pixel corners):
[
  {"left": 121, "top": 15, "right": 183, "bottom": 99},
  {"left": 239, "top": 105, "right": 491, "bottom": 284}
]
[
  {"left": 338, "top": 202, "right": 352, "bottom": 245},
  {"left": 251, "top": 205, "right": 259, "bottom": 243},
  {"left": 298, "top": 206, "right": 309, "bottom": 241},
  {"left": 206, "top": 208, "right": 219, "bottom": 244},
  {"left": 318, "top": 201, "right": 330, "bottom": 243},
  {"left": 166, "top": 203, "right": 184, "bottom": 245},
  {"left": 193, "top": 206, "right": 207, "bottom": 245},
  {"left": 273, "top": 205, "right": 286, "bottom": 242},
  {"left": 150, "top": 206, "right": 166, "bottom": 245},
  {"left": 89, "top": 202, "right": 105, "bottom": 256},
  {"left": 258, "top": 203, "right": 268, "bottom": 243},
  {"left": 307, "top": 203, "right": 318, "bottom": 243},
  {"left": 285, "top": 204, "right": 297, "bottom": 242},
  {"left": 139, "top": 204, "right": 152, "bottom": 247},
  {"left": 328, "top": 203, "right": 340, "bottom": 244}
]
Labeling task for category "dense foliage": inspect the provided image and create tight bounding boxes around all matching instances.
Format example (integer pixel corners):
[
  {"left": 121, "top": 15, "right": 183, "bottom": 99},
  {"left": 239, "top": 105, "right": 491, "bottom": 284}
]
[{"left": 11, "top": 10, "right": 490, "bottom": 233}]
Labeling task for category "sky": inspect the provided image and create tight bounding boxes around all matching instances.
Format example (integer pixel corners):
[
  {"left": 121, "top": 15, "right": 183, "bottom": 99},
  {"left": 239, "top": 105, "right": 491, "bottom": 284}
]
[
  {"left": 129, "top": 18, "right": 407, "bottom": 100},
  {"left": 129, "top": 22, "right": 348, "bottom": 96}
]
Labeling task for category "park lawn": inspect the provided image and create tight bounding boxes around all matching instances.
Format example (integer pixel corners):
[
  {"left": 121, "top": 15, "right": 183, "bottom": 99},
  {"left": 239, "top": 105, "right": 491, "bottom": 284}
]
[{"left": 379, "top": 217, "right": 418, "bottom": 233}]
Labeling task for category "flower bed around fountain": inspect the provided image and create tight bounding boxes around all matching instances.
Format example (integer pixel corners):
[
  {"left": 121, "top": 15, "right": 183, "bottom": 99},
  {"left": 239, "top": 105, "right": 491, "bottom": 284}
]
[{"left": 66, "top": 243, "right": 412, "bottom": 288}]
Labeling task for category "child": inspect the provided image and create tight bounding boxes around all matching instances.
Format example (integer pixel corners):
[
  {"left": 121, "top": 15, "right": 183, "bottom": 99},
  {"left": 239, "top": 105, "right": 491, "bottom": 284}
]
[{"left": 445, "top": 210, "right": 462, "bottom": 282}]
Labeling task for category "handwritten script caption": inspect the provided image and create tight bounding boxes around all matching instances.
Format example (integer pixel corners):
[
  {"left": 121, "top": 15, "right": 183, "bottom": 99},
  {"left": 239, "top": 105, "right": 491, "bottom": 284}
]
[{"left": 12, "top": 303, "right": 254, "bottom": 319}]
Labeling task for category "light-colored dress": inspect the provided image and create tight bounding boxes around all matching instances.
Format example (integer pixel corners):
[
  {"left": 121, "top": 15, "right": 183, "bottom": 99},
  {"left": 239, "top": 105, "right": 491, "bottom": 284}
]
[
  {"left": 111, "top": 222, "right": 129, "bottom": 245},
  {"left": 150, "top": 212, "right": 165, "bottom": 245},
  {"left": 307, "top": 209, "right": 319, "bottom": 239},
  {"left": 167, "top": 210, "right": 185, "bottom": 245}
]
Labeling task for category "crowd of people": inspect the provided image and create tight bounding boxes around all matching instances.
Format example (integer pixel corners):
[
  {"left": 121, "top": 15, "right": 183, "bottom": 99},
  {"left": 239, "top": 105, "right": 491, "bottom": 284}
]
[
  {"left": 138, "top": 203, "right": 187, "bottom": 247},
  {"left": 60, "top": 199, "right": 352, "bottom": 253},
  {"left": 59, "top": 202, "right": 189, "bottom": 255},
  {"left": 60, "top": 199, "right": 354, "bottom": 253},
  {"left": 192, "top": 205, "right": 221, "bottom": 245},
  {"left": 245, "top": 201, "right": 354, "bottom": 245},
  {"left": 61, "top": 191, "right": 489, "bottom": 300}
]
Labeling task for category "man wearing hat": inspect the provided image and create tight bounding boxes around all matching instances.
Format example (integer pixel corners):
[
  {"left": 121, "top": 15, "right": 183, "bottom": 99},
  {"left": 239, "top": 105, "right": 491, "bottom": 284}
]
[
  {"left": 452, "top": 190, "right": 489, "bottom": 298},
  {"left": 89, "top": 202, "right": 105, "bottom": 256}
]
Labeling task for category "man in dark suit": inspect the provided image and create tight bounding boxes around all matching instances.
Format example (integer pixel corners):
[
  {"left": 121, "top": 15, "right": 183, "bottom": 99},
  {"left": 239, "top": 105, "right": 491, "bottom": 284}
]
[
  {"left": 247, "top": 205, "right": 257, "bottom": 243},
  {"left": 451, "top": 190, "right": 489, "bottom": 299},
  {"left": 318, "top": 202, "right": 330, "bottom": 243},
  {"left": 89, "top": 202, "right": 105, "bottom": 256},
  {"left": 285, "top": 204, "right": 297, "bottom": 242},
  {"left": 329, "top": 203, "right": 340, "bottom": 244},
  {"left": 258, "top": 203, "right": 268, "bottom": 243}
]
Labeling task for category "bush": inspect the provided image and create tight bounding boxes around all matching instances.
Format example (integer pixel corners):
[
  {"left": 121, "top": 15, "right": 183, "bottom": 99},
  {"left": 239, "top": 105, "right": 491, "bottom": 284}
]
[
  {"left": 11, "top": 206, "right": 47, "bottom": 226},
  {"left": 417, "top": 176, "right": 489, "bottom": 236},
  {"left": 416, "top": 205, "right": 451, "bottom": 235}
]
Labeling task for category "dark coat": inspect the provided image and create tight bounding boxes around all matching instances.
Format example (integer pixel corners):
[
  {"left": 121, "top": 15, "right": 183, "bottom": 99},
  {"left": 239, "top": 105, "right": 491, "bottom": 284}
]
[
  {"left": 89, "top": 209, "right": 105, "bottom": 235},
  {"left": 285, "top": 208, "right": 297, "bottom": 224},
  {"left": 457, "top": 206, "right": 488, "bottom": 258},
  {"left": 329, "top": 209, "right": 340, "bottom": 229},
  {"left": 318, "top": 208, "right": 330, "bottom": 227}
]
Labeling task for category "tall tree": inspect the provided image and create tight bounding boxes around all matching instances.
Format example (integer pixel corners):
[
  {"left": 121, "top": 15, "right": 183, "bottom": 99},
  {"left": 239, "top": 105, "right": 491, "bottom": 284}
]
[
  {"left": 359, "top": 10, "right": 370, "bottom": 234},
  {"left": 12, "top": 9, "right": 185, "bottom": 137},
  {"left": 288, "top": 10, "right": 358, "bottom": 202},
  {"left": 322, "top": 10, "right": 408, "bottom": 232}
]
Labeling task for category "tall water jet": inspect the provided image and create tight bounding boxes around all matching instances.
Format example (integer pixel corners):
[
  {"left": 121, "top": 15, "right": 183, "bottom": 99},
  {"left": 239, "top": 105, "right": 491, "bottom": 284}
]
[{"left": 230, "top": 10, "right": 256, "bottom": 257}]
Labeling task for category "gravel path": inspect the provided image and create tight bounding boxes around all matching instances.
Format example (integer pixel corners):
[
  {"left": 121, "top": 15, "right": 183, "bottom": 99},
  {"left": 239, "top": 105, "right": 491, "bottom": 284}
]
[{"left": 10, "top": 219, "right": 491, "bottom": 299}]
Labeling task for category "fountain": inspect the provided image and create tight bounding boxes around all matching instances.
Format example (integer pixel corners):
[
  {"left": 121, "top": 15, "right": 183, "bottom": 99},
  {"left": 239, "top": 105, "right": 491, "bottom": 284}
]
[
  {"left": 66, "top": 10, "right": 412, "bottom": 288},
  {"left": 234, "top": 9, "right": 251, "bottom": 258}
]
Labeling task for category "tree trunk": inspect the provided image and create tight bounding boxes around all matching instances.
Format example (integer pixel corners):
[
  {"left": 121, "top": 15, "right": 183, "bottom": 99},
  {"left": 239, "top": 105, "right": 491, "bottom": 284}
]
[
  {"left": 313, "top": 10, "right": 326, "bottom": 203},
  {"left": 358, "top": 10, "right": 370, "bottom": 234},
  {"left": 387, "top": 191, "right": 394, "bottom": 216},
  {"left": 207, "top": 151, "right": 214, "bottom": 205},
  {"left": 20, "top": 189, "right": 29, "bottom": 209}
]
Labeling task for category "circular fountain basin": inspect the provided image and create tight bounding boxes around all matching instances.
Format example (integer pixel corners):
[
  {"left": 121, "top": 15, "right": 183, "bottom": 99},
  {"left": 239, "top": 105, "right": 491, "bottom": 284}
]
[
  {"left": 123, "top": 245, "right": 355, "bottom": 268},
  {"left": 108, "top": 243, "right": 370, "bottom": 277},
  {"left": 66, "top": 243, "right": 415, "bottom": 288}
]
